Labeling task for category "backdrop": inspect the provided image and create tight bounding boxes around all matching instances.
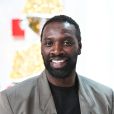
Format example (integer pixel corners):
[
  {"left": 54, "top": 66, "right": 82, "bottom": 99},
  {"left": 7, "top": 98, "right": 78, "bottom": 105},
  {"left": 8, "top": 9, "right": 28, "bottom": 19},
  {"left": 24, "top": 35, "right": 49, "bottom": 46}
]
[{"left": 0, "top": 0, "right": 114, "bottom": 90}]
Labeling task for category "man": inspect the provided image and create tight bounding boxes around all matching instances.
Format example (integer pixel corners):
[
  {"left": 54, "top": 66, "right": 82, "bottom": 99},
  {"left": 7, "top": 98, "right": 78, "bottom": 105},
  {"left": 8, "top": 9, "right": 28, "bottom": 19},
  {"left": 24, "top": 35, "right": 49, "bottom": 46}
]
[{"left": 0, "top": 15, "right": 114, "bottom": 114}]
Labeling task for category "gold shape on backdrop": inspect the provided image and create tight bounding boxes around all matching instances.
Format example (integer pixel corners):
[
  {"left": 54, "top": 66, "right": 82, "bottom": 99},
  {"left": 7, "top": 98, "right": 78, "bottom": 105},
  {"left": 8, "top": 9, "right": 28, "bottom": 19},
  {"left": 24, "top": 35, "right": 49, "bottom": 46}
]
[
  {"left": 27, "top": 17, "right": 41, "bottom": 33},
  {"left": 23, "top": 0, "right": 63, "bottom": 15},
  {"left": 10, "top": 42, "right": 44, "bottom": 79},
  {"left": 27, "top": 17, "right": 48, "bottom": 34}
]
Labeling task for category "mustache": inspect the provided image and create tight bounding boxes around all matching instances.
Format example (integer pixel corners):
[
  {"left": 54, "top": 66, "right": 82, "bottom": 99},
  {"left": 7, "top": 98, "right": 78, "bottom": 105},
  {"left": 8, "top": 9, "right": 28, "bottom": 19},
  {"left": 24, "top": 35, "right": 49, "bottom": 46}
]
[{"left": 48, "top": 55, "right": 70, "bottom": 61}]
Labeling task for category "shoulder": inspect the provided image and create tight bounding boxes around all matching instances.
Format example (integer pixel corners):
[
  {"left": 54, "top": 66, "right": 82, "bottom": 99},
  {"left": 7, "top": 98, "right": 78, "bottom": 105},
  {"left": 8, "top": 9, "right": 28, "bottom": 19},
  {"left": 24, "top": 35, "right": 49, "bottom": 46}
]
[
  {"left": 78, "top": 75, "right": 114, "bottom": 112},
  {"left": 0, "top": 72, "right": 47, "bottom": 113},
  {"left": 78, "top": 75, "right": 114, "bottom": 98},
  {"left": 0, "top": 72, "right": 44, "bottom": 99}
]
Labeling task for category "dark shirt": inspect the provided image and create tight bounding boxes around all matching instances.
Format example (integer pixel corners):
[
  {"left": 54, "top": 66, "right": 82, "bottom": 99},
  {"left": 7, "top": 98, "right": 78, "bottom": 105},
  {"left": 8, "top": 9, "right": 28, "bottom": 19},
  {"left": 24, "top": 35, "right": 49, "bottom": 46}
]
[{"left": 49, "top": 79, "right": 81, "bottom": 114}]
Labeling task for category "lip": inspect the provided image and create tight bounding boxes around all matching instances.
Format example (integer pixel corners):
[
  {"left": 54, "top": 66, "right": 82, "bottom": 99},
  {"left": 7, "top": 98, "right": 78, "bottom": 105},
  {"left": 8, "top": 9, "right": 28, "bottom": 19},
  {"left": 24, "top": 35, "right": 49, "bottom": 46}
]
[{"left": 50, "top": 57, "right": 68, "bottom": 69}]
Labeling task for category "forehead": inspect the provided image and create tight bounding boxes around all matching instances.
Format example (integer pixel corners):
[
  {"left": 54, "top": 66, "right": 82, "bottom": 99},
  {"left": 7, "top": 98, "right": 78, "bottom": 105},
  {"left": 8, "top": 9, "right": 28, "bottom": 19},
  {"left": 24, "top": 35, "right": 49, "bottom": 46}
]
[{"left": 42, "top": 22, "right": 76, "bottom": 36}]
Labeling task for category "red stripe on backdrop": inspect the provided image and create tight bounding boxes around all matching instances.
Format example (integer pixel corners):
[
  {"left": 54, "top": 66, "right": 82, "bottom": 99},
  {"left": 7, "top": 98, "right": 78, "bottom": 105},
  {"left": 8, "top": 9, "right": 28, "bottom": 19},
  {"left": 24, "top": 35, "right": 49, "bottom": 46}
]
[{"left": 12, "top": 18, "right": 25, "bottom": 39}]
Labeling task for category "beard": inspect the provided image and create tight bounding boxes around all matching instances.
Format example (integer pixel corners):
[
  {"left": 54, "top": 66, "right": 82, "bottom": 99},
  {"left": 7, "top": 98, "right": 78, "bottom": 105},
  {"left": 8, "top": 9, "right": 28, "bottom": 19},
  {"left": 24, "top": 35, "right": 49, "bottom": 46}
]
[{"left": 42, "top": 53, "right": 78, "bottom": 79}]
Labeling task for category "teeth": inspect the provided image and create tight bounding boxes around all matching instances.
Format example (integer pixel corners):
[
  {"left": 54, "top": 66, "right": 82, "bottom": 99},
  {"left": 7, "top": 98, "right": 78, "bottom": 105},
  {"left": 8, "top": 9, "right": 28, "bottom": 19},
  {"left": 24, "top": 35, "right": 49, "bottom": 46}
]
[{"left": 52, "top": 60, "right": 64, "bottom": 63}]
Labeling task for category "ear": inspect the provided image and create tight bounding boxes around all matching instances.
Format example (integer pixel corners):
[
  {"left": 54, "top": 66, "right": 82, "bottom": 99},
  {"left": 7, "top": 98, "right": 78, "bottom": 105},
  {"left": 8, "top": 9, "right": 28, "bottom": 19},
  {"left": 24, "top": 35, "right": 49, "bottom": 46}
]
[{"left": 77, "top": 42, "right": 82, "bottom": 55}]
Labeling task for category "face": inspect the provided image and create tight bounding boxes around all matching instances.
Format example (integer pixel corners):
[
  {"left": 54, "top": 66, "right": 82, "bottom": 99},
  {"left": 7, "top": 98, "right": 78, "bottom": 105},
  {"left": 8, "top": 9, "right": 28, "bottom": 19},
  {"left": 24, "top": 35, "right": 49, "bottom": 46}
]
[{"left": 41, "top": 22, "right": 81, "bottom": 79}]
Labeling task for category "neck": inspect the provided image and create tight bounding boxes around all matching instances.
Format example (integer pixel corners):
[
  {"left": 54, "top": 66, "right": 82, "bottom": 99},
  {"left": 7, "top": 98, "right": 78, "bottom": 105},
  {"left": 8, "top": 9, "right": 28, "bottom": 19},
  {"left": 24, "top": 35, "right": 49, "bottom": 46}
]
[{"left": 46, "top": 70, "right": 76, "bottom": 87}]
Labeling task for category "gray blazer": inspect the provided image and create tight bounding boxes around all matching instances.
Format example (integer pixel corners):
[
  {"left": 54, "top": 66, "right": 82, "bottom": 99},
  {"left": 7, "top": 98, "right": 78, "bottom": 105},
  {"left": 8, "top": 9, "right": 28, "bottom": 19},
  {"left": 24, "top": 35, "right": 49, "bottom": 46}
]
[{"left": 0, "top": 71, "right": 114, "bottom": 114}]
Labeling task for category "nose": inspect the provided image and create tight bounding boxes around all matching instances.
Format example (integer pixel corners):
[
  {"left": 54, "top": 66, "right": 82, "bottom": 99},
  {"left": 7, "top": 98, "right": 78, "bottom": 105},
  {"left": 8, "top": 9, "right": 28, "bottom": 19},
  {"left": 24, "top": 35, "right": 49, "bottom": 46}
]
[{"left": 51, "top": 42, "right": 64, "bottom": 56}]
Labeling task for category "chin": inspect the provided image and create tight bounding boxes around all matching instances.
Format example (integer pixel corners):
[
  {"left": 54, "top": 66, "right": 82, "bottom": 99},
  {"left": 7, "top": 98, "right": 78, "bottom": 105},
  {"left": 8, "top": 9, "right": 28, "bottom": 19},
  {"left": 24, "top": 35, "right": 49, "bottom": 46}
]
[{"left": 46, "top": 63, "right": 76, "bottom": 79}]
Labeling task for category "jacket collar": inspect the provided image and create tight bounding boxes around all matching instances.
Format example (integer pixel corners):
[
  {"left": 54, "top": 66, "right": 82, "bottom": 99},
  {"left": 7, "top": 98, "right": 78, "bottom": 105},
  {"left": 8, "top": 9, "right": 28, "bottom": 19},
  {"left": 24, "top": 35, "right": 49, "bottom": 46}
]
[
  {"left": 78, "top": 75, "right": 95, "bottom": 114},
  {"left": 38, "top": 71, "right": 57, "bottom": 114},
  {"left": 38, "top": 71, "right": 95, "bottom": 114}
]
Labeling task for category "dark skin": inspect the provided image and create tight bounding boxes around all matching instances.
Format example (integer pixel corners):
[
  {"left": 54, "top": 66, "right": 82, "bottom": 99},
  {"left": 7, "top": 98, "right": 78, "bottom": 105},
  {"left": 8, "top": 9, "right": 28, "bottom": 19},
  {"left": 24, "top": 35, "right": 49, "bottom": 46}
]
[{"left": 41, "top": 22, "right": 81, "bottom": 87}]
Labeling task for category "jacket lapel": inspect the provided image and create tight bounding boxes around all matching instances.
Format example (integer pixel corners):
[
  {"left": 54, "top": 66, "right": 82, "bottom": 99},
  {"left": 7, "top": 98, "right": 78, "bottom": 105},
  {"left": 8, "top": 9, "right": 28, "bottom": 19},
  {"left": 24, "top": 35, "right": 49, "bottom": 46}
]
[
  {"left": 38, "top": 72, "right": 95, "bottom": 114},
  {"left": 78, "top": 75, "right": 95, "bottom": 114},
  {"left": 39, "top": 71, "right": 57, "bottom": 114}
]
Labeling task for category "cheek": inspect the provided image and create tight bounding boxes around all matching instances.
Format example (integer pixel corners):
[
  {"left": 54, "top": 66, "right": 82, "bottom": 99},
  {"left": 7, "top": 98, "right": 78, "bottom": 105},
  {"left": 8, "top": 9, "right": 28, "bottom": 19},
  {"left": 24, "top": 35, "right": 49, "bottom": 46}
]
[
  {"left": 72, "top": 45, "right": 80, "bottom": 54},
  {"left": 64, "top": 46, "right": 78, "bottom": 55},
  {"left": 41, "top": 46, "right": 45, "bottom": 56},
  {"left": 41, "top": 47, "right": 50, "bottom": 57}
]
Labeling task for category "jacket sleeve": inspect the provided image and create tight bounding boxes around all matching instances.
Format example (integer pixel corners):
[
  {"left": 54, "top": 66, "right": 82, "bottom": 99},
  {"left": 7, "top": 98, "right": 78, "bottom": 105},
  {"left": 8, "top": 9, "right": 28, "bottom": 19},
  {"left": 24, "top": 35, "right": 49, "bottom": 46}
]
[
  {"left": 112, "top": 90, "right": 114, "bottom": 114},
  {"left": 0, "top": 92, "right": 13, "bottom": 114}
]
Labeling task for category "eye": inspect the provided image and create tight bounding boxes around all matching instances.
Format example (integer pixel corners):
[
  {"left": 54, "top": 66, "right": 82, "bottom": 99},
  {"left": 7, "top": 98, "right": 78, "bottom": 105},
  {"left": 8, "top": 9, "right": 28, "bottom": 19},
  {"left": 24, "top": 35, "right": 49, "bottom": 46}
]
[
  {"left": 45, "top": 40, "right": 53, "bottom": 47},
  {"left": 63, "top": 40, "right": 73, "bottom": 46}
]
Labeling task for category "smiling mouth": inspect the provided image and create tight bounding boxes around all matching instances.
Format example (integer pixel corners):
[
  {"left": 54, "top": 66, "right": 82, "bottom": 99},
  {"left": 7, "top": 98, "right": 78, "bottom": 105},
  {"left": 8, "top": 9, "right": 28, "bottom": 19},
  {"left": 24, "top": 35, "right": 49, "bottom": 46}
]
[
  {"left": 50, "top": 58, "right": 68, "bottom": 69},
  {"left": 52, "top": 59, "right": 65, "bottom": 63}
]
